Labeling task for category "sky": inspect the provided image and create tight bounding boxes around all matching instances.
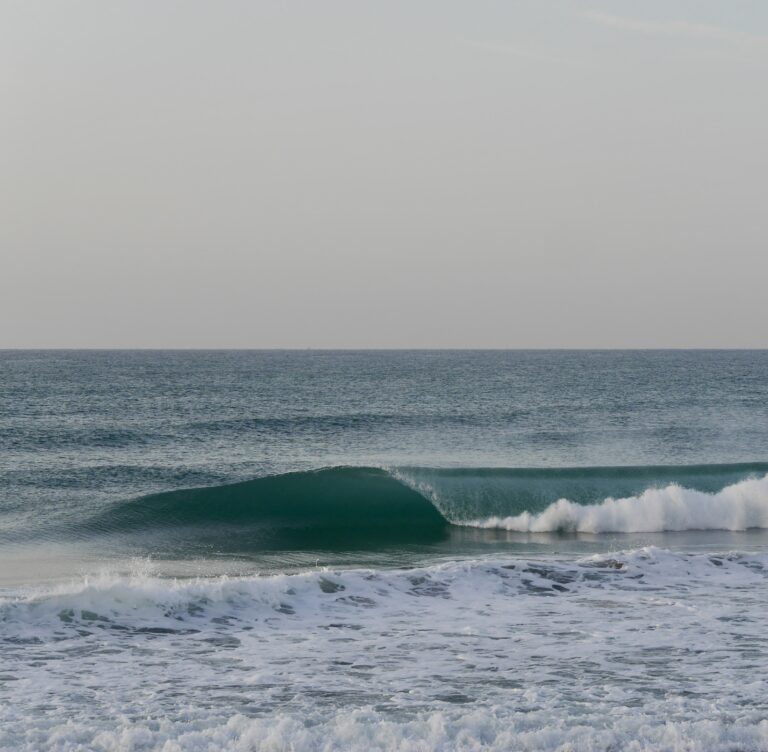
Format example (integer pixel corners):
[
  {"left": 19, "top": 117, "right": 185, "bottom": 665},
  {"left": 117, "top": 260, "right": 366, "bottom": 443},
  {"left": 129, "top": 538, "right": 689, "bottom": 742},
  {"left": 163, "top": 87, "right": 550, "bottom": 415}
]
[{"left": 2, "top": 1, "right": 767, "bottom": 348}]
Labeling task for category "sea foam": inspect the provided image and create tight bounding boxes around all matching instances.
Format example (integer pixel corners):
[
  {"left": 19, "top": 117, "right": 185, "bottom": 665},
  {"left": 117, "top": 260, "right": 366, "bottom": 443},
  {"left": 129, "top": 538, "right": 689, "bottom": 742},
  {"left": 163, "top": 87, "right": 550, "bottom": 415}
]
[
  {"left": 464, "top": 475, "right": 768, "bottom": 533},
  {"left": 2, "top": 549, "right": 768, "bottom": 751}
]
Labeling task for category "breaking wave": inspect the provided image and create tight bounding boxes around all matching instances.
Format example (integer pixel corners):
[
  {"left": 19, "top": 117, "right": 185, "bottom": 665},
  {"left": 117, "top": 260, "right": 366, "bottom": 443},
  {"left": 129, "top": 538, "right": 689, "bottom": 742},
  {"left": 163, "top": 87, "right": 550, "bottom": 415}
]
[
  {"left": 465, "top": 475, "right": 768, "bottom": 533},
  {"left": 24, "top": 463, "right": 768, "bottom": 549}
]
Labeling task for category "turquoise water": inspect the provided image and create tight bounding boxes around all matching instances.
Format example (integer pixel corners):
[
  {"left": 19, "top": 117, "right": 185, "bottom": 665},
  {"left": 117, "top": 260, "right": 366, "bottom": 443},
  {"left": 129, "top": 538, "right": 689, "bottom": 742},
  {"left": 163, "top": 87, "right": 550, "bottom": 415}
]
[{"left": 2, "top": 350, "right": 768, "bottom": 750}]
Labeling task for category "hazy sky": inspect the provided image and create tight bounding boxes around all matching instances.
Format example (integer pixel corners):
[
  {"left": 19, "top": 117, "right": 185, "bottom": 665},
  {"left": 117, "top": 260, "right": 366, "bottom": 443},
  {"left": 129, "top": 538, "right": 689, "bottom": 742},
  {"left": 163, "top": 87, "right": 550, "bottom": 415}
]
[{"left": 3, "top": 1, "right": 767, "bottom": 348}]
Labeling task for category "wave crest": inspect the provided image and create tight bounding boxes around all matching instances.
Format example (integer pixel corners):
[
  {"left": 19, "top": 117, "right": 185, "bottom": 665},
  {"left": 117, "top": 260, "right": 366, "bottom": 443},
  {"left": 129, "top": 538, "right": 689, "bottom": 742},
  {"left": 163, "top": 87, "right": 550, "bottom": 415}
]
[{"left": 463, "top": 475, "right": 768, "bottom": 533}]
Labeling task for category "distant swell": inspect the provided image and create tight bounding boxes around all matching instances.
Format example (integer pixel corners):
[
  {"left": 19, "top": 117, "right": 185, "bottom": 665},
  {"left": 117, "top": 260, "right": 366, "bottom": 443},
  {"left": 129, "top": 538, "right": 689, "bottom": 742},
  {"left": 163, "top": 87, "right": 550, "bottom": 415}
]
[{"left": 464, "top": 475, "right": 768, "bottom": 533}]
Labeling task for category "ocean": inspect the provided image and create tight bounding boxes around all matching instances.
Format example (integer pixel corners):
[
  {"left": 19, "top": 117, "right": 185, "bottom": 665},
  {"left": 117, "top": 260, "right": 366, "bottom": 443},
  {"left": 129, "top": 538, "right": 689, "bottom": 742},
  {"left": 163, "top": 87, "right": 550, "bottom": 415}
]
[{"left": 2, "top": 350, "right": 768, "bottom": 751}]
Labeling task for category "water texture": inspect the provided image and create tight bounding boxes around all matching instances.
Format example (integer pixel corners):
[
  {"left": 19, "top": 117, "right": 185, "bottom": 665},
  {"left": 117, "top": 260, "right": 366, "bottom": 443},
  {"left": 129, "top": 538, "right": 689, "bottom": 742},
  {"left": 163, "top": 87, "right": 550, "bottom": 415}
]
[{"left": 2, "top": 350, "right": 768, "bottom": 750}]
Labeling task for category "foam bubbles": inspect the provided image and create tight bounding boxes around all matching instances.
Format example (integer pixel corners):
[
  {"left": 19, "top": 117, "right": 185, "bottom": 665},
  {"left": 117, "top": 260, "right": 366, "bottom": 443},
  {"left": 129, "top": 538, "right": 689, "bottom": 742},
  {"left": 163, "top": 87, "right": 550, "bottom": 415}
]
[
  {"left": 465, "top": 475, "right": 768, "bottom": 533},
  {"left": 7, "top": 709, "right": 768, "bottom": 752},
  {"left": 2, "top": 549, "right": 768, "bottom": 751}
]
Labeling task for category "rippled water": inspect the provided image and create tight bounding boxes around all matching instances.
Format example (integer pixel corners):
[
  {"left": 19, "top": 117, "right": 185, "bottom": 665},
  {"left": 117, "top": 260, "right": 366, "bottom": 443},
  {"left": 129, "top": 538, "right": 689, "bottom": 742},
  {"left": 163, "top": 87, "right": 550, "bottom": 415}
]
[{"left": 2, "top": 350, "right": 768, "bottom": 750}]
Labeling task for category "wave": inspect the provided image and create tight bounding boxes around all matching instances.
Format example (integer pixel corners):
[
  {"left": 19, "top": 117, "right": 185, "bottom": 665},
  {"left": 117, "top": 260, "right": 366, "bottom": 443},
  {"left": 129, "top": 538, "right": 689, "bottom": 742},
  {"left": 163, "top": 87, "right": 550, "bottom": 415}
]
[
  {"left": 4, "top": 547, "right": 765, "bottom": 632},
  {"left": 464, "top": 475, "right": 768, "bottom": 533},
  {"left": 40, "top": 462, "right": 768, "bottom": 549},
  {"left": 82, "top": 466, "right": 449, "bottom": 548},
  {"left": 393, "top": 462, "right": 768, "bottom": 517}
]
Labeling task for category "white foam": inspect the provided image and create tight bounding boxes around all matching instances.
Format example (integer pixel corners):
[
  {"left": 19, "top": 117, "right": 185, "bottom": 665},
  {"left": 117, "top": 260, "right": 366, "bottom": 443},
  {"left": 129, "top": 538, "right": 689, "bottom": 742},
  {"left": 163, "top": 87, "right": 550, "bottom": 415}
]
[
  {"left": 2, "top": 549, "right": 768, "bottom": 751},
  {"left": 5, "top": 708, "right": 768, "bottom": 752},
  {"left": 464, "top": 475, "right": 768, "bottom": 533}
]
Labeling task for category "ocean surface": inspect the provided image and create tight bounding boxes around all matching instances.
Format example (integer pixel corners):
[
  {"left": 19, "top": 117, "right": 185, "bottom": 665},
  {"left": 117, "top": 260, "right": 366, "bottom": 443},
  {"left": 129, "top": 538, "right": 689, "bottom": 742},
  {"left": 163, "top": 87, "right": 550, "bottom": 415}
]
[{"left": 2, "top": 350, "right": 768, "bottom": 751}]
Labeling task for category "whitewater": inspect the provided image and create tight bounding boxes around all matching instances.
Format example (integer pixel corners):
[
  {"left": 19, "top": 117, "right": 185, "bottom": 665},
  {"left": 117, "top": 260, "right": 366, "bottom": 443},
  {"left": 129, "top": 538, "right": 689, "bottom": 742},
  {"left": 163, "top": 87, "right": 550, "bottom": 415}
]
[
  {"left": 460, "top": 474, "right": 768, "bottom": 533},
  {"left": 3, "top": 548, "right": 768, "bottom": 751}
]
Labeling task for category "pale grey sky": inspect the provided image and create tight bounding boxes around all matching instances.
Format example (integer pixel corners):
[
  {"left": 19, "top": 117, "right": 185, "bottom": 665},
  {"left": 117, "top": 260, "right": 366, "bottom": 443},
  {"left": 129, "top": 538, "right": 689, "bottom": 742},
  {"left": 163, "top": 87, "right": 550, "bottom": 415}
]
[{"left": 2, "top": 1, "right": 767, "bottom": 348}]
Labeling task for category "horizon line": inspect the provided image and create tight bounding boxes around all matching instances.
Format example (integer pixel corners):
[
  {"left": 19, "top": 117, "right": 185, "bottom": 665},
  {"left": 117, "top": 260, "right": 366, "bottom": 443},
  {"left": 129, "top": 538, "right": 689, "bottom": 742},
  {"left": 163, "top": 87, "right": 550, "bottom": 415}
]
[{"left": 2, "top": 347, "right": 768, "bottom": 352}]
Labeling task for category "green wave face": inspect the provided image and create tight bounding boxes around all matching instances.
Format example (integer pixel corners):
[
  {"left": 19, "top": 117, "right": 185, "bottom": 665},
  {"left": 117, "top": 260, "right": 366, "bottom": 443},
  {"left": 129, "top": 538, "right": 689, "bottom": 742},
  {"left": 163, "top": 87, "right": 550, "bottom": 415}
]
[{"left": 84, "top": 467, "right": 450, "bottom": 550}]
